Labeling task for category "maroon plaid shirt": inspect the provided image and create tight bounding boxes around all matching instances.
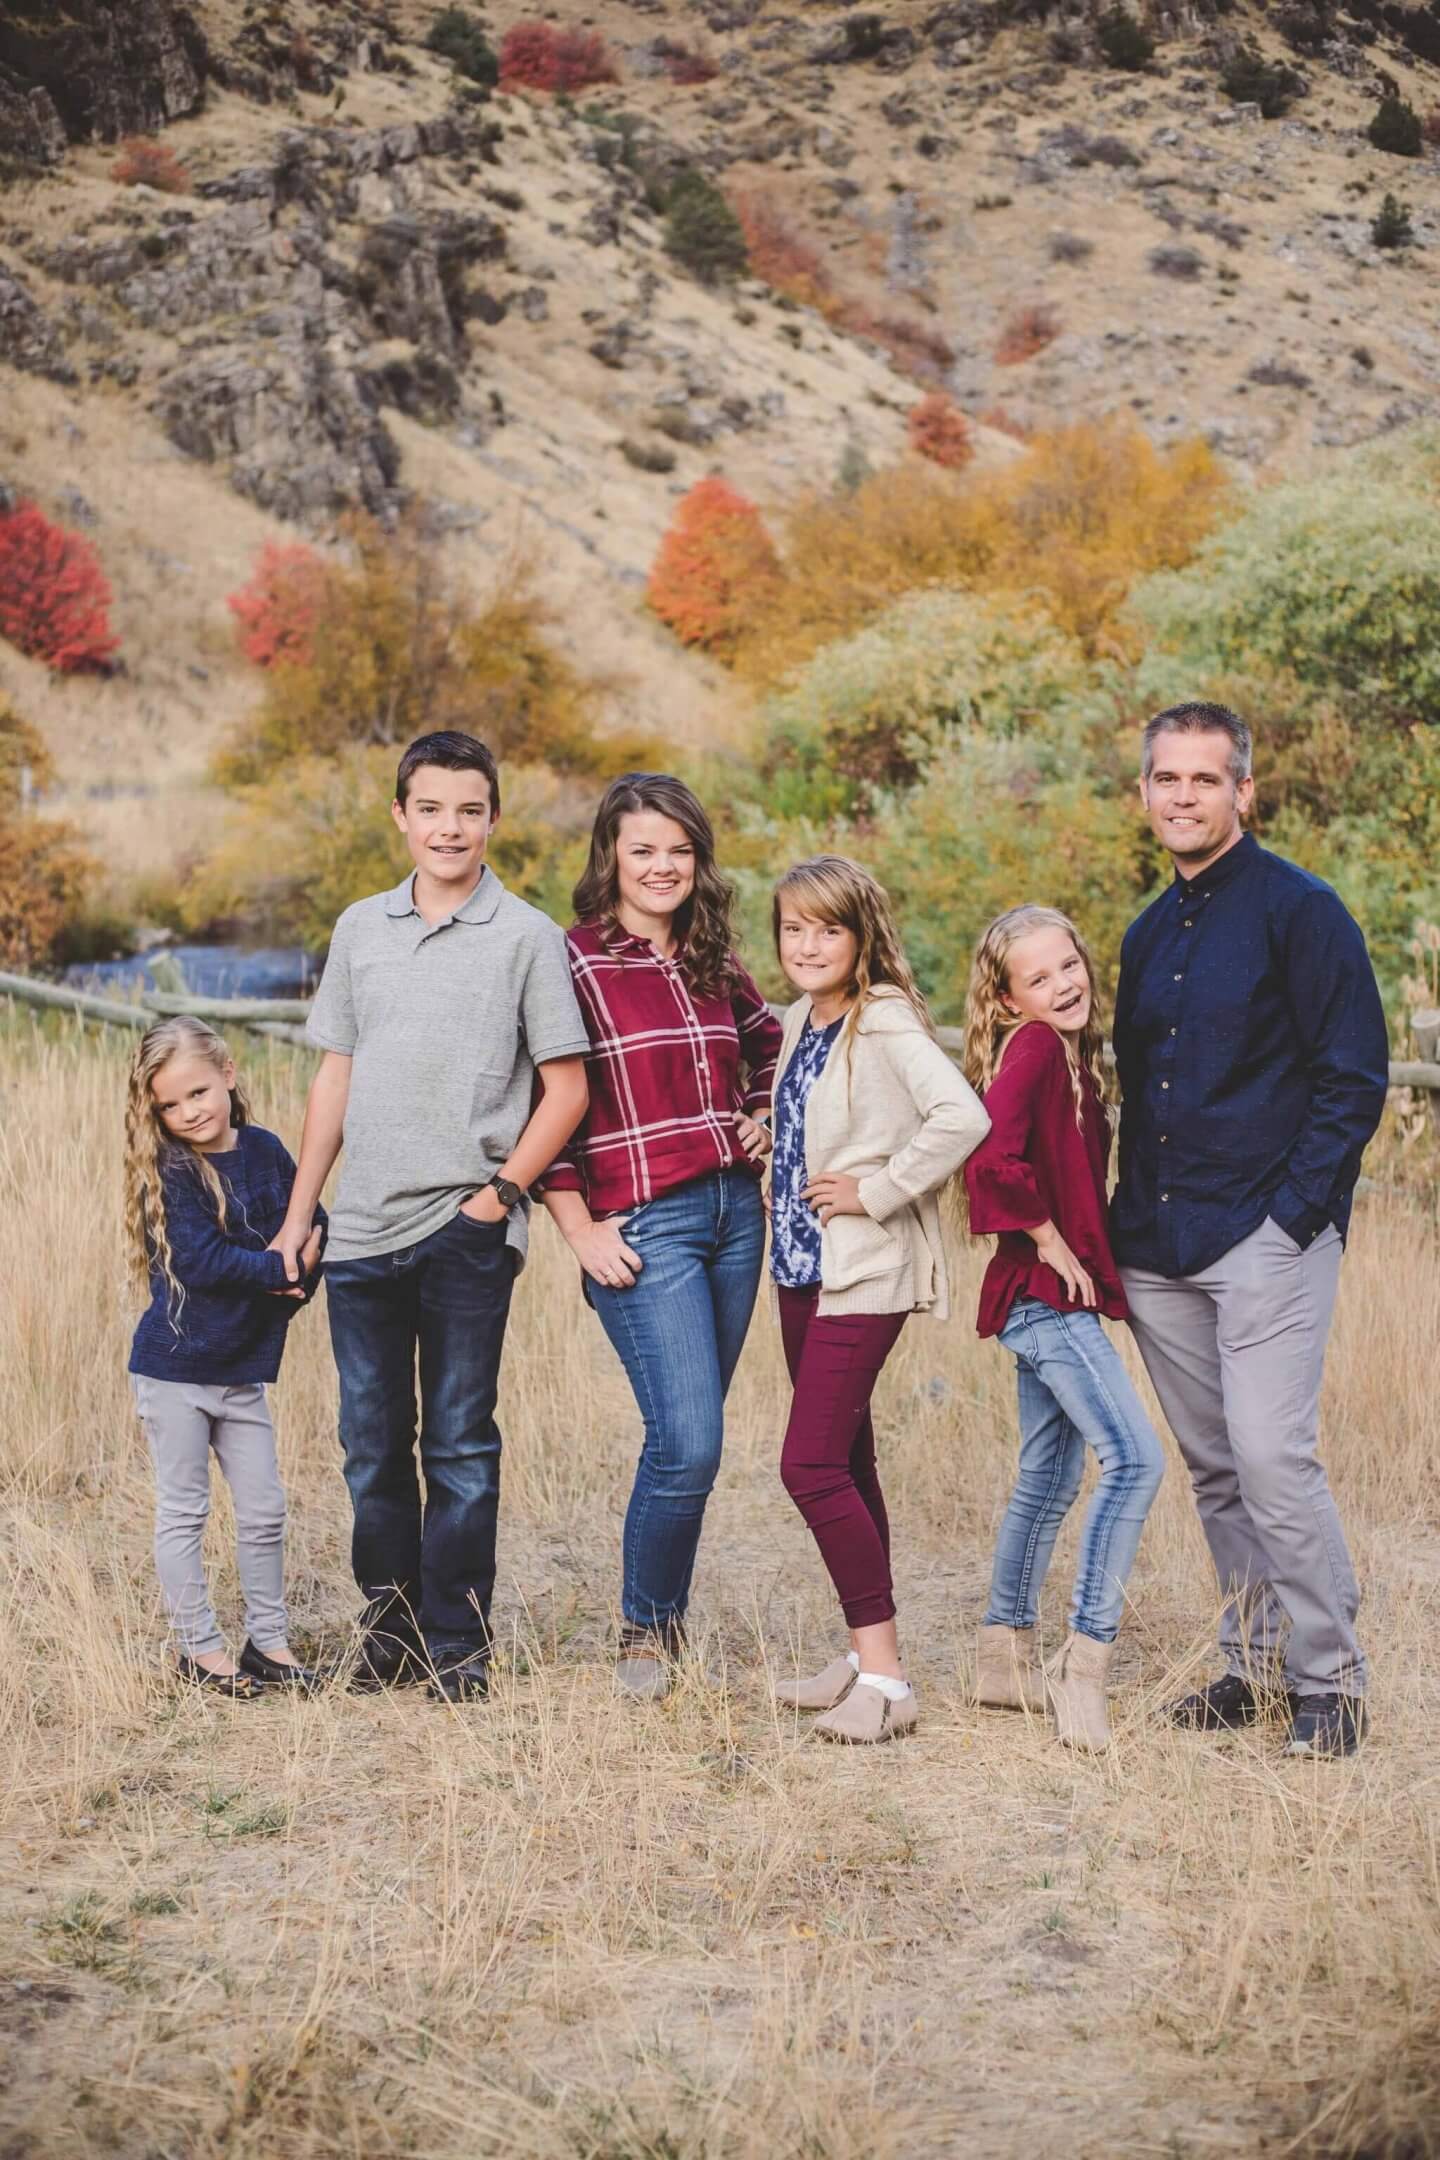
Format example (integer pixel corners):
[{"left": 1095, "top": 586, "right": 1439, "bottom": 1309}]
[{"left": 539, "top": 921, "right": 783, "bottom": 1217}]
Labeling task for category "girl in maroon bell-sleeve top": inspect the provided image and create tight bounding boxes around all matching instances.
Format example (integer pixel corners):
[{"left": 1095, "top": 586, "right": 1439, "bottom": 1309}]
[
  {"left": 539, "top": 774, "right": 781, "bottom": 1704},
  {"left": 961, "top": 905, "right": 1165, "bottom": 1755}
]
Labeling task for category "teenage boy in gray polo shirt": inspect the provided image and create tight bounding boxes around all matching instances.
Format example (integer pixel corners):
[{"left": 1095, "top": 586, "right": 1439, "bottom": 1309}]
[{"left": 273, "top": 731, "right": 589, "bottom": 1701}]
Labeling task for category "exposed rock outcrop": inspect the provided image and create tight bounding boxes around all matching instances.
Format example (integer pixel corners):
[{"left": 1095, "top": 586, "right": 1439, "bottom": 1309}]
[
  {"left": 0, "top": 0, "right": 205, "bottom": 147},
  {"left": 0, "top": 71, "right": 67, "bottom": 165},
  {"left": 0, "top": 262, "right": 76, "bottom": 385}
]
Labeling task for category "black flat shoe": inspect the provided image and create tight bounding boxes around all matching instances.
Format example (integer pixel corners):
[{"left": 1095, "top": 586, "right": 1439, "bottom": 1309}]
[
  {"left": 428, "top": 1654, "right": 491, "bottom": 1704},
  {"left": 239, "top": 1641, "right": 325, "bottom": 1694},
  {"left": 347, "top": 1631, "right": 428, "bottom": 1692},
  {"left": 176, "top": 1656, "right": 268, "bottom": 1701}
]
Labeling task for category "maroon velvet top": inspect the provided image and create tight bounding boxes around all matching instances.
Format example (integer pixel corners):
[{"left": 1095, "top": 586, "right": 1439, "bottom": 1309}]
[{"left": 964, "top": 1021, "right": 1127, "bottom": 1338}]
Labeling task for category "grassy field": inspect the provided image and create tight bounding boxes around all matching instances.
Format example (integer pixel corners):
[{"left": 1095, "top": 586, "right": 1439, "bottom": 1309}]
[{"left": 1, "top": 1011, "right": 1437, "bottom": 2159}]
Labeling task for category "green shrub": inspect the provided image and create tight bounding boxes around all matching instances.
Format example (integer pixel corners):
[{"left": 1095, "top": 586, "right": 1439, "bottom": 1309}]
[
  {"left": 1367, "top": 93, "right": 1422, "bottom": 158},
  {"left": 425, "top": 7, "right": 499, "bottom": 87},
  {"left": 1096, "top": 6, "right": 1155, "bottom": 71},
  {"left": 1128, "top": 429, "right": 1440, "bottom": 726},
  {"left": 1372, "top": 193, "right": 1414, "bottom": 249},
  {"left": 662, "top": 170, "right": 748, "bottom": 284},
  {"left": 1219, "top": 44, "right": 1306, "bottom": 118}
]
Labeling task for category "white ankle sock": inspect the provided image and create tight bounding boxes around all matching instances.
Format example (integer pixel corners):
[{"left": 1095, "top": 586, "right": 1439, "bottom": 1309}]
[
  {"left": 844, "top": 1650, "right": 861, "bottom": 1672},
  {"left": 856, "top": 1671, "right": 911, "bottom": 1701}
]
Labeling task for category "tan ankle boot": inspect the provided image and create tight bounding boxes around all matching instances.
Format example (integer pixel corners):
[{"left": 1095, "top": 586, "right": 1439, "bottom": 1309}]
[
  {"left": 1046, "top": 1630, "right": 1115, "bottom": 1753},
  {"left": 975, "top": 1624, "right": 1047, "bottom": 1712},
  {"left": 774, "top": 1654, "right": 857, "bottom": 1712}
]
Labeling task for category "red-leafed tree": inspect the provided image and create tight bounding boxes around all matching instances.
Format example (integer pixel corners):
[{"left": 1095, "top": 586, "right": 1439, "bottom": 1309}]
[
  {"left": 0, "top": 502, "right": 120, "bottom": 674},
  {"left": 647, "top": 476, "right": 780, "bottom": 657},
  {"left": 499, "top": 22, "right": 617, "bottom": 91},
  {"left": 907, "top": 392, "right": 976, "bottom": 470},
  {"left": 227, "top": 540, "right": 330, "bottom": 669}
]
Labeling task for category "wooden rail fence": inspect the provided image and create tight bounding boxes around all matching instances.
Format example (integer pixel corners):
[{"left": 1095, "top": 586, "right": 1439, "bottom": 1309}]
[{"left": 2, "top": 971, "right": 1438, "bottom": 1100}]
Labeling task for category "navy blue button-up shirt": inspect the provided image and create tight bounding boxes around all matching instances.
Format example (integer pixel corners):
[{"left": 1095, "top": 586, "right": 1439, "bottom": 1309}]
[{"left": 1110, "top": 833, "right": 1389, "bottom": 1279}]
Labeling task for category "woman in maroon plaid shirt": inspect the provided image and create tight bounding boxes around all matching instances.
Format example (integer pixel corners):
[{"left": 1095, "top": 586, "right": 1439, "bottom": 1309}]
[{"left": 539, "top": 775, "right": 782, "bottom": 1701}]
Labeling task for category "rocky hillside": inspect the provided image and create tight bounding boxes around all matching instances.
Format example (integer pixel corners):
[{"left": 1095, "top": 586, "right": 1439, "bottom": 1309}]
[{"left": 1, "top": 0, "right": 1438, "bottom": 882}]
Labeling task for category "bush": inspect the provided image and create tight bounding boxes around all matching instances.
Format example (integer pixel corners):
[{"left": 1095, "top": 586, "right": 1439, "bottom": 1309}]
[
  {"left": 499, "top": 23, "right": 617, "bottom": 93},
  {"left": 1372, "top": 193, "right": 1414, "bottom": 249},
  {"left": 664, "top": 171, "right": 749, "bottom": 284},
  {"left": 1048, "top": 231, "right": 1094, "bottom": 264},
  {"left": 647, "top": 477, "right": 781, "bottom": 657},
  {"left": 226, "top": 541, "right": 330, "bottom": 670},
  {"left": 1128, "top": 428, "right": 1440, "bottom": 726},
  {"left": 112, "top": 136, "right": 189, "bottom": 191},
  {"left": 1219, "top": 44, "right": 1306, "bottom": 117},
  {"left": 0, "top": 808, "right": 95, "bottom": 969},
  {"left": 0, "top": 700, "right": 54, "bottom": 807},
  {"left": 1424, "top": 107, "right": 1440, "bottom": 149},
  {"left": 1368, "top": 93, "right": 1423, "bottom": 157},
  {"left": 728, "top": 190, "right": 831, "bottom": 309},
  {"left": 0, "top": 501, "right": 119, "bottom": 675},
  {"left": 907, "top": 393, "right": 975, "bottom": 471},
  {"left": 1149, "top": 245, "right": 1204, "bottom": 279},
  {"left": 219, "top": 517, "right": 645, "bottom": 784},
  {"left": 995, "top": 304, "right": 1061, "bottom": 365},
  {"left": 655, "top": 39, "right": 718, "bottom": 85},
  {"left": 1096, "top": 6, "right": 1154, "bottom": 71},
  {"left": 425, "top": 7, "right": 499, "bottom": 87}
]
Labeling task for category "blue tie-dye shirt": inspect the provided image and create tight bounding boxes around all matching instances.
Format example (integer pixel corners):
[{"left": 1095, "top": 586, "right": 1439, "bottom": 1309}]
[{"left": 770, "top": 1016, "right": 844, "bottom": 1289}]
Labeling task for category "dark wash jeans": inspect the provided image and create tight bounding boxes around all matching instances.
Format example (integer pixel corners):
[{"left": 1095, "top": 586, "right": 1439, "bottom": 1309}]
[
  {"left": 325, "top": 1211, "right": 515, "bottom": 1664},
  {"left": 588, "top": 1169, "right": 765, "bottom": 1632}
]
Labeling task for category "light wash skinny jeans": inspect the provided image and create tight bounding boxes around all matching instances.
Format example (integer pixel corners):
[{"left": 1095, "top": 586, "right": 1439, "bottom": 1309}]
[{"left": 984, "top": 1299, "right": 1165, "bottom": 1645}]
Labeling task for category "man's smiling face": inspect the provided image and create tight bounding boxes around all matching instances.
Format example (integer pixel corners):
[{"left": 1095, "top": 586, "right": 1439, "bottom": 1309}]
[
  {"left": 391, "top": 763, "right": 496, "bottom": 891},
  {"left": 1141, "top": 727, "right": 1254, "bottom": 872}
]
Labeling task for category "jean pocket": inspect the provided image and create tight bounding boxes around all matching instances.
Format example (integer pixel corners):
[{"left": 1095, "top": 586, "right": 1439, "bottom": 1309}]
[{"left": 454, "top": 1208, "right": 508, "bottom": 1242}]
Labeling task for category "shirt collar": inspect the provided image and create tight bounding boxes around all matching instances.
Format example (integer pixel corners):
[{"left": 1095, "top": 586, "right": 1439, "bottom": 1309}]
[
  {"left": 594, "top": 915, "right": 685, "bottom": 963},
  {"left": 1173, "top": 829, "right": 1257, "bottom": 900},
  {"left": 385, "top": 865, "right": 503, "bottom": 924}
]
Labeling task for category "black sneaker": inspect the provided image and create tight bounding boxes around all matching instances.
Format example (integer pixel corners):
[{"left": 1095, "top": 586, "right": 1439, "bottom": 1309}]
[
  {"left": 348, "top": 1629, "right": 427, "bottom": 1692},
  {"left": 1283, "top": 1693, "right": 1367, "bottom": 1759},
  {"left": 429, "top": 1654, "right": 491, "bottom": 1705},
  {"left": 1167, "top": 1673, "right": 1261, "bottom": 1730}
]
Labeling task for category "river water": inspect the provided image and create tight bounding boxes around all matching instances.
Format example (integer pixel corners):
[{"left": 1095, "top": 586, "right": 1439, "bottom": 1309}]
[{"left": 64, "top": 945, "right": 317, "bottom": 1000}]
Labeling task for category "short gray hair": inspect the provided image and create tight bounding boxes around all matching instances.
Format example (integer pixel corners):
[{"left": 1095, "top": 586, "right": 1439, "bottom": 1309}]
[{"left": 1142, "top": 701, "right": 1252, "bottom": 785}]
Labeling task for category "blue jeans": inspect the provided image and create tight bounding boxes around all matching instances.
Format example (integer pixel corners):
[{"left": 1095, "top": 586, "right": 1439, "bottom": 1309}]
[
  {"left": 325, "top": 1211, "right": 515, "bottom": 1663},
  {"left": 589, "top": 1169, "right": 765, "bottom": 1631},
  {"left": 985, "top": 1299, "right": 1165, "bottom": 1645}
]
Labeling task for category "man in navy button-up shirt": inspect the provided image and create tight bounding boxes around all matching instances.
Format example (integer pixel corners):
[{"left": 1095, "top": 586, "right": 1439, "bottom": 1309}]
[{"left": 1113, "top": 702, "right": 1388, "bottom": 1759}]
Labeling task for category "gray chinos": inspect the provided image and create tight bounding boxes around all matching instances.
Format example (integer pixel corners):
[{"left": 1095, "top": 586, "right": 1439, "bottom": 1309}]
[{"left": 1121, "top": 1214, "right": 1366, "bottom": 1699}]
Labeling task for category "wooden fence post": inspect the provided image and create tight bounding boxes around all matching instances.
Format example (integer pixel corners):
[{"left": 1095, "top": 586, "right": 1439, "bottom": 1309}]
[{"left": 1413, "top": 1006, "right": 1440, "bottom": 1136}]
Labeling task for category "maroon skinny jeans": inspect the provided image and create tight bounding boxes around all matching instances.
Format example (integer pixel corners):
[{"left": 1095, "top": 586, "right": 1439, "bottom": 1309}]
[{"left": 777, "top": 1286, "right": 908, "bottom": 1629}]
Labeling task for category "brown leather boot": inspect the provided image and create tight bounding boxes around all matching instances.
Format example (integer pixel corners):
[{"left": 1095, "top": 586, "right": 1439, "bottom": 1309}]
[
  {"left": 1046, "top": 1630, "right": 1115, "bottom": 1753},
  {"left": 975, "top": 1624, "right": 1047, "bottom": 1712}
]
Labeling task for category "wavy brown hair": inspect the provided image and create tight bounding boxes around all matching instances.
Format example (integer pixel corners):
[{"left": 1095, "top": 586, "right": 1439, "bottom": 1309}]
[
  {"left": 573, "top": 773, "right": 740, "bottom": 1001},
  {"left": 124, "top": 1016, "right": 251, "bottom": 1324},
  {"left": 772, "top": 855, "right": 933, "bottom": 1068},
  {"left": 961, "top": 905, "right": 1110, "bottom": 1134}
]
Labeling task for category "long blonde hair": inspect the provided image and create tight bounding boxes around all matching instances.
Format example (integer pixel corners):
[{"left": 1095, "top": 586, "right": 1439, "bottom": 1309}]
[
  {"left": 772, "top": 855, "right": 933, "bottom": 1070},
  {"left": 124, "top": 1015, "right": 251, "bottom": 1319},
  {"left": 961, "top": 905, "right": 1109, "bottom": 1133}
]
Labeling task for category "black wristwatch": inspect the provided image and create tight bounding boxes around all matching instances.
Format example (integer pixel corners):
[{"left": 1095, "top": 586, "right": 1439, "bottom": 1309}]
[{"left": 488, "top": 1173, "right": 523, "bottom": 1211}]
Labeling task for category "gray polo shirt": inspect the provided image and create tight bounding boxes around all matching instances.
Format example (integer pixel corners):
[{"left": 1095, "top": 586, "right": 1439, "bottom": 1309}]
[{"left": 306, "top": 868, "right": 589, "bottom": 1264}]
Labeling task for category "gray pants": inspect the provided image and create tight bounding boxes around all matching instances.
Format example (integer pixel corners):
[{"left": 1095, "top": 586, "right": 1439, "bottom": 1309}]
[
  {"left": 1121, "top": 1216, "right": 1366, "bottom": 1698},
  {"left": 131, "top": 1376, "right": 288, "bottom": 1658}
]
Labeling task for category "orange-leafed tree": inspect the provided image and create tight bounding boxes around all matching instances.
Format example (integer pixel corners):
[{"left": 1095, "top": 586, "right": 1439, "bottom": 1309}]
[
  {"left": 0, "top": 501, "right": 119, "bottom": 674},
  {"left": 647, "top": 477, "right": 781, "bottom": 657},
  {"left": 499, "top": 23, "right": 616, "bottom": 91},
  {"left": 907, "top": 393, "right": 975, "bottom": 470},
  {"left": 227, "top": 541, "right": 331, "bottom": 669},
  {"left": 113, "top": 136, "right": 190, "bottom": 191}
]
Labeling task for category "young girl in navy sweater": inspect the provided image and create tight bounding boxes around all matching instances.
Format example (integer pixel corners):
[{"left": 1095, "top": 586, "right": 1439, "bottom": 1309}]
[
  {"left": 126, "top": 1016, "right": 325, "bottom": 1699},
  {"left": 962, "top": 906, "right": 1165, "bottom": 1753}
]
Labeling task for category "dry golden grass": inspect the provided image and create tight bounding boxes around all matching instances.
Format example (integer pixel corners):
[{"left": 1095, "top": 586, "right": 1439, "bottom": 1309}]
[{"left": 0, "top": 1010, "right": 1437, "bottom": 2158}]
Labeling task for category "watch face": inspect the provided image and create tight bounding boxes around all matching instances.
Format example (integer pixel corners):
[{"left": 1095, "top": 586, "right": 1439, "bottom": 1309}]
[{"left": 492, "top": 1176, "right": 521, "bottom": 1208}]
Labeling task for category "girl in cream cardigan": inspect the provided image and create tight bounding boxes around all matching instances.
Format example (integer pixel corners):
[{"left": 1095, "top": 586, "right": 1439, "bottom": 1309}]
[{"left": 768, "top": 857, "right": 990, "bottom": 1743}]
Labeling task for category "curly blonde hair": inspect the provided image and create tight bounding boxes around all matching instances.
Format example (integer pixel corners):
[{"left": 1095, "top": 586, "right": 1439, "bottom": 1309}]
[
  {"left": 772, "top": 855, "right": 933, "bottom": 1068},
  {"left": 124, "top": 1016, "right": 251, "bottom": 1322},
  {"left": 961, "top": 905, "right": 1110, "bottom": 1133}
]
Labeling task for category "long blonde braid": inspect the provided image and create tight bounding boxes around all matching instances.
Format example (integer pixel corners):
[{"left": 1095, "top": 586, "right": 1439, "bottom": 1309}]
[
  {"left": 124, "top": 1016, "right": 252, "bottom": 1322},
  {"left": 960, "top": 905, "right": 1110, "bottom": 1133}
]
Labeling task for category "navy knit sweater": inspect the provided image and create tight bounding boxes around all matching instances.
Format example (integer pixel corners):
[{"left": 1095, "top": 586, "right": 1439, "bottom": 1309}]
[{"left": 128, "top": 1124, "right": 325, "bottom": 1386}]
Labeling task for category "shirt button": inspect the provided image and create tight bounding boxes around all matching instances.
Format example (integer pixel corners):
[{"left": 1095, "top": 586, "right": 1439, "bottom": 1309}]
[
  {"left": 1183, "top": 919, "right": 1193, "bottom": 928},
  {"left": 1161, "top": 1192, "right": 1170, "bottom": 1202},
  {"left": 1173, "top": 973, "right": 1183, "bottom": 982},
  {"left": 1160, "top": 1134, "right": 1168, "bottom": 1144},
  {"left": 1161, "top": 1081, "right": 1169, "bottom": 1090},
  {"left": 1169, "top": 1027, "right": 1177, "bottom": 1037}
]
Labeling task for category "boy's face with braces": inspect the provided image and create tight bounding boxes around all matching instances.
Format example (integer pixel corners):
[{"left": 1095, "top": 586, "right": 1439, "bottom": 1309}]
[{"left": 391, "top": 764, "right": 496, "bottom": 892}]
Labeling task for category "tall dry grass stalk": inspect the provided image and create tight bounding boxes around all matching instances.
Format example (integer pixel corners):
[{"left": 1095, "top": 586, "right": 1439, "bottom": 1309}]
[{"left": 0, "top": 1009, "right": 1436, "bottom": 2158}]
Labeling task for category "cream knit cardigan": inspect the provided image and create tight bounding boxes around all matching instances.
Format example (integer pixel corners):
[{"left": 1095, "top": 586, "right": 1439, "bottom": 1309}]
[{"left": 774, "top": 987, "right": 991, "bottom": 1319}]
